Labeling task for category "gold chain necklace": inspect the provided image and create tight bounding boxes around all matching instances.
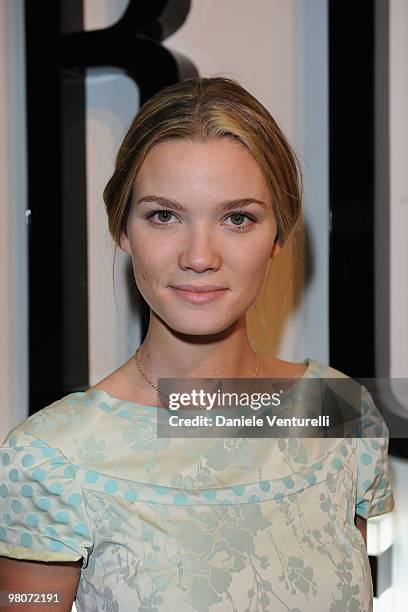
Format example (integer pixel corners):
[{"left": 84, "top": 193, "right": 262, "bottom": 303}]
[{"left": 133, "top": 343, "right": 260, "bottom": 391}]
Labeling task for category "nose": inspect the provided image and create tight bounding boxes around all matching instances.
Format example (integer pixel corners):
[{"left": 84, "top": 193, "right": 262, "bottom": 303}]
[{"left": 178, "top": 226, "right": 222, "bottom": 273}]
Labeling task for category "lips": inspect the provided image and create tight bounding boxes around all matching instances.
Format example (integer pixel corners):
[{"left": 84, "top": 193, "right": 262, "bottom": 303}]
[
  {"left": 169, "top": 285, "right": 228, "bottom": 305},
  {"left": 170, "top": 285, "right": 228, "bottom": 292}
]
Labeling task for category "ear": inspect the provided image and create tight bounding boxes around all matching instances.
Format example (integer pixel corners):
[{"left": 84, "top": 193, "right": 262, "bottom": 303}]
[
  {"left": 270, "top": 236, "right": 282, "bottom": 258},
  {"left": 119, "top": 230, "right": 131, "bottom": 254}
]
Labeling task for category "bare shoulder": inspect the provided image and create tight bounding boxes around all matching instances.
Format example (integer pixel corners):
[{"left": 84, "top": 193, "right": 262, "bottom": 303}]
[
  {"left": 89, "top": 373, "right": 123, "bottom": 395},
  {"left": 87, "top": 355, "right": 132, "bottom": 393},
  {"left": 259, "top": 353, "right": 308, "bottom": 379},
  {"left": 88, "top": 357, "right": 155, "bottom": 405}
]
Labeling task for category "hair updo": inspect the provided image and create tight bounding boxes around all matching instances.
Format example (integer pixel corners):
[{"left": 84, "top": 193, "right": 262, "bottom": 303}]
[{"left": 103, "top": 76, "right": 303, "bottom": 250}]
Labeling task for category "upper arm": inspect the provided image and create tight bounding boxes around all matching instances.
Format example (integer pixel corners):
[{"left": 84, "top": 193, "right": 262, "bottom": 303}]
[{"left": 0, "top": 556, "right": 81, "bottom": 611}]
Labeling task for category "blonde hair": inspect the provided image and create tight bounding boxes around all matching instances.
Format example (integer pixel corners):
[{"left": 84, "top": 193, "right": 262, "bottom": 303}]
[{"left": 103, "top": 76, "right": 303, "bottom": 249}]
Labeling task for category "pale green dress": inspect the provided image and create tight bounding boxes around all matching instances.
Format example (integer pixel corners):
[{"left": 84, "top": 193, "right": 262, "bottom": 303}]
[{"left": 0, "top": 358, "right": 394, "bottom": 611}]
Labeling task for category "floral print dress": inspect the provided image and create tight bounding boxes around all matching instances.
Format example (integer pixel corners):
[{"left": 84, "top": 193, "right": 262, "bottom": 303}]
[{"left": 0, "top": 358, "right": 394, "bottom": 611}]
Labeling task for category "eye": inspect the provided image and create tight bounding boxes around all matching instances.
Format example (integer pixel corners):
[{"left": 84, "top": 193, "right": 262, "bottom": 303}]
[
  {"left": 223, "top": 212, "right": 256, "bottom": 231},
  {"left": 146, "top": 209, "right": 179, "bottom": 225}
]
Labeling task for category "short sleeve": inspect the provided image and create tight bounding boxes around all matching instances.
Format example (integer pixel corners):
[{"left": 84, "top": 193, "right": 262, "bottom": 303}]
[
  {"left": 0, "top": 427, "right": 93, "bottom": 566},
  {"left": 355, "top": 386, "right": 395, "bottom": 519}
]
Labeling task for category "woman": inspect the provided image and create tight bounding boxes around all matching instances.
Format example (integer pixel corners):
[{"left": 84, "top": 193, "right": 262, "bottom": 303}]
[{"left": 0, "top": 77, "right": 394, "bottom": 611}]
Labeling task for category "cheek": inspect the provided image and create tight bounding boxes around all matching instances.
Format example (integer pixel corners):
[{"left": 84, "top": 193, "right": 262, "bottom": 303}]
[
  {"left": 134, "top": 261, "right": 146, "bottom": 281},
  {"left": 132, "top": 254, "right": 150, "bottom": 285},
  {"left": 232, "top": 238, "right": 272, "bottom": 277},
  {"left": 130, "top": 239, "right": 172, "bottom": 286}
]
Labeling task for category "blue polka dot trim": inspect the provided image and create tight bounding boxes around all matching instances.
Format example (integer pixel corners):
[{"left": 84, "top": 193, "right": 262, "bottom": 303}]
[{"left": 72, "top": 438, "right": 353, "bottom": 506}]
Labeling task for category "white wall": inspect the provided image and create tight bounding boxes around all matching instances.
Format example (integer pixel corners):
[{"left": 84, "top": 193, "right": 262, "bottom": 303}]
[
  {"left": 85, "top": 70, "right": 140, "bottom": 386},
  {"left": 389, "top": 0, "right": 408, "bottom": 379}
]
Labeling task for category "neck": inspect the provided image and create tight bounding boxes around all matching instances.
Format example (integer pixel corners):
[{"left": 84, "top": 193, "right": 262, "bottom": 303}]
[{"left": 131, "top": 314, "right": 259, "bottom": 383}]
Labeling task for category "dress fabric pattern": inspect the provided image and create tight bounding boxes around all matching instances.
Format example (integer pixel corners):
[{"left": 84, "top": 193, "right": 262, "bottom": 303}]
[{"left": 0, "top": 359, "right": 394, "bottom": 612}]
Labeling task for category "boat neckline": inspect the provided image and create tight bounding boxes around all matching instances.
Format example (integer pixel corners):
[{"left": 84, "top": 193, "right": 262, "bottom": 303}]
[{"left": 71, "top": 357, "right": 322, "bottom": 414}]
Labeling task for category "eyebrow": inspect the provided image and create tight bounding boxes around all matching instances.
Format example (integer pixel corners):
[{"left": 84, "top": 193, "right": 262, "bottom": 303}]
[{"left": 135, "top": 195, "right": 268, "bottom": 212}]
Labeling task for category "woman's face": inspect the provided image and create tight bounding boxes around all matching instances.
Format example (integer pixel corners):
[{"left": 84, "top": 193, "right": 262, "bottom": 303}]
[{"left": 120, "top": 138, "right": 281, "bottom": 336}]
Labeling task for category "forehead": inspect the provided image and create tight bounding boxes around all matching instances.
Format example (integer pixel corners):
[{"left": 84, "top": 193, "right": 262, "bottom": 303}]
[{"left": 134, "top": 138, "right": 269, "bottom": 196}]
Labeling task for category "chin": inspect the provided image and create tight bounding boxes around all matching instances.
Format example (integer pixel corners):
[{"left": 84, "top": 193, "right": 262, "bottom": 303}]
[{"left": 163, "top": 313, "right": 237, "bottom": 337}]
